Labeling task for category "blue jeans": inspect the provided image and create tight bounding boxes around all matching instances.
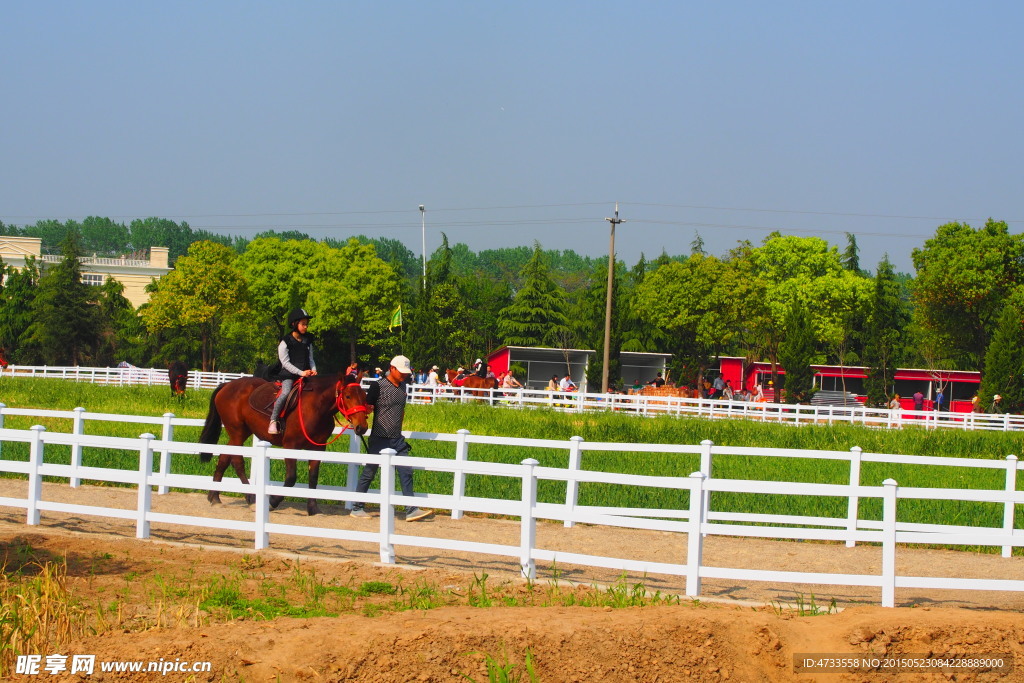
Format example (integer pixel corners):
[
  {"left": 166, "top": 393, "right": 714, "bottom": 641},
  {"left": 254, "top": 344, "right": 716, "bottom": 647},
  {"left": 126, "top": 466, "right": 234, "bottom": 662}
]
[
  {"left": 353, "top": 436, "right": 417, "bottom": 511},
  {"left": 269, "top": 378, "right": 293, "bottom": 422}
]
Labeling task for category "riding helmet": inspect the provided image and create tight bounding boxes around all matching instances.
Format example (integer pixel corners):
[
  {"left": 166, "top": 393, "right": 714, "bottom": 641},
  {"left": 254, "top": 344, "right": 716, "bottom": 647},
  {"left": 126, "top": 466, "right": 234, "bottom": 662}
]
[{"left": 287, "top": 308, "right": 312, "bottom": 327}]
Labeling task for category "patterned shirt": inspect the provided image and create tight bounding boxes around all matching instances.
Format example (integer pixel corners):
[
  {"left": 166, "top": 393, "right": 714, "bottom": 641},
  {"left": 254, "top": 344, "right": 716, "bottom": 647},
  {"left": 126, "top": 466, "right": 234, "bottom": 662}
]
[{"left": 367, "top": 376, "right": 407, "bottom": 438}]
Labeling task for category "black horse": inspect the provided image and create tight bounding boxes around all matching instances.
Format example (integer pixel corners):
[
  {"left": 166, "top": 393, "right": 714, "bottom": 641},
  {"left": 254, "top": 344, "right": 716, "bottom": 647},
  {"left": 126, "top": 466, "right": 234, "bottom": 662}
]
[{"left": 168, "top": 361, "right": 189, "bottom": 396}]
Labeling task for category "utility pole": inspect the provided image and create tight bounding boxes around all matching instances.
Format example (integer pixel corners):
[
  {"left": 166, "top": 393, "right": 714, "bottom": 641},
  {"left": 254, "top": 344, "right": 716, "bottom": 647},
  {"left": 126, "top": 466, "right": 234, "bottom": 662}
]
[
  {"left": 602, "top": 203, "right": 625, "bottom": 394},
  {"left": 419, "top": 205, "right": 426, "bottom": 290}
]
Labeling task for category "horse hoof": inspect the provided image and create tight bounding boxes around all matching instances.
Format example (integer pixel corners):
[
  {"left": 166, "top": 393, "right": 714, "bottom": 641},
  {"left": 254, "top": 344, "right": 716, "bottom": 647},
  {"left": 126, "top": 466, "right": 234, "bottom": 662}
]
[
  {"left": 207, "top": 492, "right": 221, "bottom": 506},
  {"left": 307, "top": 501, "right": 319, "bottom": 516},
  {"left": 269, "top": 495, "right": 282, "bottom": 510},
  {"left": 245, "top": 494, "right": 256, "bottom": 505}
]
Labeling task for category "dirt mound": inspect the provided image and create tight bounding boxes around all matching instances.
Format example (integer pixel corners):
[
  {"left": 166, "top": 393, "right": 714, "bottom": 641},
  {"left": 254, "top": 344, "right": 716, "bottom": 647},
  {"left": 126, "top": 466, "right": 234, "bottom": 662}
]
[
  {"left": 5, "top": 530, "right": 1024, "bottom": 682},
  {"left": 54, "top": 603, "right": 1024, "bottom": 682}
]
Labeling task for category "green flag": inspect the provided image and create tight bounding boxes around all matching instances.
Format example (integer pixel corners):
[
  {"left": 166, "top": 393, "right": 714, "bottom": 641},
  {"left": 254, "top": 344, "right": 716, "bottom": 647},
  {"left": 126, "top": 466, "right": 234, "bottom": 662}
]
[{"left": 389, "top": 305, "right": 402, "bottom": 331}]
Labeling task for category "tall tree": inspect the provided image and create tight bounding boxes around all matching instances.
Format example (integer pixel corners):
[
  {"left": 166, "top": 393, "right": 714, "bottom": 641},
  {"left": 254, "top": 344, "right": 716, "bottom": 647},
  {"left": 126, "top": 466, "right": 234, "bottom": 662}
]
[
  {"left": 777, "top": 304, "right": 816, "bottom": 403},
  {"left": 841, "top": 233, "right": 861, "bottom": 273},
  {"left": 0, "top": 257, "right": 39, "bottom": 362},
  {"left": 632, "top": 254, "right": 731, "bottom": 387},
  {"left": 80, "top": 216, "right": 130, "bottom": 255},
  {"left": 405, "top": 235, "right": 474, "bottom": 369},
  {"left": 142, "top": 241, "right": 248, "bottom": 370},
  {"left": 619, "top": 254, "right": 668, "bottom": 354},
  {"left": 978, "top": 302, "right": 1024, "bottom": 413},
  {"left": 25, "top": 233, "right": 98, "bottom": 365},
  {"left": 496, "top": 243, "right": 570, "bottom": 347},
  {"left": 863, "top": 256, "right": 908, "bottom": 406},
  {"left": 128, "top": 218, "right": 196, "bottom": 263},
  {"left": 912, "top": 220, "right": 1024, "bottom": 369},
  {"left": 690, "top": 232, "right": 706, "bottom": 256},
  {"left": 306, "top": 239, "right": 403, "bottom": 367},
  {"left": 93, "top": 278, "right": 142, "bottom": 365},
  {"left": 25, "top": 219, "right": 78, "bottom": 253}
]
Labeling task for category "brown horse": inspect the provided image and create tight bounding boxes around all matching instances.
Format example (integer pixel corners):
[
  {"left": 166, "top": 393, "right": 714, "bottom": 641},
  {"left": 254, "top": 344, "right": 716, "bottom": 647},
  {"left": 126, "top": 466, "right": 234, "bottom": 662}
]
[
  {"left": 445, "top": 369, "right": 499, "bottom": 399},
  {"left": 198, "top": 374, "right": 369, "bottom": 515},
  {"left": 168, "top": 361, "right": 188, "bottom": 396}
]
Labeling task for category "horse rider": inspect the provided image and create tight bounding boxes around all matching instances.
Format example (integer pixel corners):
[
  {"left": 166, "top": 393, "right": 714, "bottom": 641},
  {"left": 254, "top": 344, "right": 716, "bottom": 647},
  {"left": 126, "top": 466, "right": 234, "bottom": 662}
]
[
  {"left": 473, "top": 357, "right": 488, "bottom": 378},
  {"left": 344, "top": 361, "right": 360, "bottom": 385},
  {"left": 269, "top": 308, "right": 317, "bottom": 435}
]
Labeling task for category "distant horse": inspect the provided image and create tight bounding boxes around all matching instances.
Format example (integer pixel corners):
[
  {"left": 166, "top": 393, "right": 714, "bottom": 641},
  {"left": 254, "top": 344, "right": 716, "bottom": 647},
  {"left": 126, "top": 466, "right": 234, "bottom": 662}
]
[
  {"left": 198, "top": 374, "right": 369, "bottom": 515},
  {"left": 168, "top": 361, "right": 188, "bottom": 396},
  {"left": 445, "top": 369, "right": 499, "bottom": 399}
]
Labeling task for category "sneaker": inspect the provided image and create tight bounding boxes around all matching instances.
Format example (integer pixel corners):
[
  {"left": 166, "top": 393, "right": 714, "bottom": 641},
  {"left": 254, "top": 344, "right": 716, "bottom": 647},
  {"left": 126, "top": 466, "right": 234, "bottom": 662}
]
[
  {"left": 350, "top": 507, "right": 369, "bottom": 518},
  {"left": 404, "top": 507, "right": 433, "bottom": 522},
  {"left": 268, "top": 421, "right": 280, "bottom": 435}
]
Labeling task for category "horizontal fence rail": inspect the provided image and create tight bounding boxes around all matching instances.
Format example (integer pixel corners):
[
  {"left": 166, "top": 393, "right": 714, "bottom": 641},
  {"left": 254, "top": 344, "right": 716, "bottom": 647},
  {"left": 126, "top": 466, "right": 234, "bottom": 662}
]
[
  {"left": 405, "top": 383, "right": 1024, "bottom": 432},
  {"left": 4, "top": 364, "right": 1019, "bottom": 432},
  {"left": 0, "top": 364, "right": 249, "bottom": 390},
  {"left": 1, "top": 406, "right": 1023, "bottom": 607}
]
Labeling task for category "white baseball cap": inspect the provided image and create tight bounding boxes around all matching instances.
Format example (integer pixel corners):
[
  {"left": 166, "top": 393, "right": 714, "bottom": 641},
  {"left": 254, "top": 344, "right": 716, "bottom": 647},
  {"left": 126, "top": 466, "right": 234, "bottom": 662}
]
[{"left": 390, "top": 355, "right": 412, "bottom": 374}]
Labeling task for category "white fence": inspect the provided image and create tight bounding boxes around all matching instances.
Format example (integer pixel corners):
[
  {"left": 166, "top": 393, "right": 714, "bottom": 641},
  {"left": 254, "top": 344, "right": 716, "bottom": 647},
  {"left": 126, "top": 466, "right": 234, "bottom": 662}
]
[
  {"left": 1, "top": 405, "right": 1023, "bottom": 608},
  {"left": 4, "top": 364, "right": 1021, "bottom": 432},
  {"left": 0, "top": 364, "right": 248, "bottom": 390},
  {"left": 408, "top": 384, "right": 1024, "bottom": 432}
]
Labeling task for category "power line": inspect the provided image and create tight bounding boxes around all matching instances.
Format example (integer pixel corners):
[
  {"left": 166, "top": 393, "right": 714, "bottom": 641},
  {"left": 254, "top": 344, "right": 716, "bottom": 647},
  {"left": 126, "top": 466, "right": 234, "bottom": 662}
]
[
  {"left": 629, "top": 219, "right": 938, "bottom": 240},
  {"left": 625, "top": 201, "right": 1023, "bottom": 224},
  {"left": 0, "top": 201, "right": 610, "bottom": 221}
]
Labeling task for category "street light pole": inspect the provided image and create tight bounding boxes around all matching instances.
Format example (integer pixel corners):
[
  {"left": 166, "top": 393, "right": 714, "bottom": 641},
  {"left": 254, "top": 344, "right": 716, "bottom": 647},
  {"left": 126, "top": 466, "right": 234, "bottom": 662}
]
[
  {"left": 602, "top": 203, "right": 625, "bottom": 394},
  {"left": 419, "top": 205, "right": 426, "bottom": 290}
]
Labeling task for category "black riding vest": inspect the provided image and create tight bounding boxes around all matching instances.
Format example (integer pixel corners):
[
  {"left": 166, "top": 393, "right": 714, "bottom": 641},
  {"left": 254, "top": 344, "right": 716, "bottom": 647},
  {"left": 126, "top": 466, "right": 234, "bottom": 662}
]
[{"left": 277, "top": 333, "right": 313, "bottom": 380}]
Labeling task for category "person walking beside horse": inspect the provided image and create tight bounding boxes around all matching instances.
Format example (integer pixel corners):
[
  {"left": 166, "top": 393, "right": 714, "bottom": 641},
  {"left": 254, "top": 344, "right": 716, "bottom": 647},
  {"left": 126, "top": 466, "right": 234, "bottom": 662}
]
[
  {"left": 350, "top": 355, "right": 432, "bottom": 522},
  {"left": 269, "top": 308, "right": 317, "bottom": 434}
]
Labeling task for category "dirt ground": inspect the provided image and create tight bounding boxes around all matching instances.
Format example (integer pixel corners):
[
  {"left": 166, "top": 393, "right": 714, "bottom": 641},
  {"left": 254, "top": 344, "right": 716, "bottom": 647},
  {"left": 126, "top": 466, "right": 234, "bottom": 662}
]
[{"left": 3, "top": 479, "right": 1024, "bottom": 682}]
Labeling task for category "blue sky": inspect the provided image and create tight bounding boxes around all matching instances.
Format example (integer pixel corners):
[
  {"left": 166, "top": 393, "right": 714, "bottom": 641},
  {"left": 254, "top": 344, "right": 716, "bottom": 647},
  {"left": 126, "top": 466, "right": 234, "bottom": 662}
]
[{"left": 2, "top": 1, "right": 1021, "bottom": 272}]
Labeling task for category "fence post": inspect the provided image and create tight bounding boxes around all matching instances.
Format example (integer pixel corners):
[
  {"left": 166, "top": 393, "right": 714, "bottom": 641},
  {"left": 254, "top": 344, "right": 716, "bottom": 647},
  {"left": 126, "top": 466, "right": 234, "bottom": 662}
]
[
  {"left": 0, "top": 403, "right": 6, "bottom": 459},
  {"left": 520, "top": 458, "right": 539, "bottom": 580},
  {"left": 253, "top": 439, "right": 271, "bottom": 550},
  {"left": 1003, "top": 455, "right": 1018, "bottom": 558},
  {"left": 452, "top": 429, "right": 470, "bottom": 520},
  {"left": 344, "top": 433, "right": 360, "bottom": 511},
  {"left": 378, "top": 448, "right": 396, "bottom": 564},
  {"left": 157, "top": 413, "right": 174, "bottom": 494},
  {"left": 699, "top": 439, "right": 713, "bottom": 528},
  {"left": 846, "top": 446, "right": 863, "bottom": 548},
  {"left": 564, "top": 436, "right": 583, "bottom": 528},
  {"left": 136, "top": 433, "right": 154, "bottom": 539},
  {"left": 686, "top": 471, "right": 706, "bottom": 598},
  {"left": 27, "top": 425, "right": 45, "bottom": 525},
  {"left": 881, "top": 478, "right": 898, "bottom": 608},
  {"left": 70, "top": 407, "right": 85, "bottom": 488}
]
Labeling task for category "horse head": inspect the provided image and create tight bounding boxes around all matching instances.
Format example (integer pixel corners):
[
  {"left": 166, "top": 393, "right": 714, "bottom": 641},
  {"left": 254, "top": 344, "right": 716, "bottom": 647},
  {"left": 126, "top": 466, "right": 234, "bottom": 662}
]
[{"left": 337, "top": 381, "right": 370, "bottom": 435}]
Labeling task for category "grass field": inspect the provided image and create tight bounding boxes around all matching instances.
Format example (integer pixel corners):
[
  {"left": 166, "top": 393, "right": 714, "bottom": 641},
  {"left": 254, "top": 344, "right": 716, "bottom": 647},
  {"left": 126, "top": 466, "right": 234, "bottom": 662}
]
[{"left": 1, "top": 376, "right": 1022, "bottom": 538}]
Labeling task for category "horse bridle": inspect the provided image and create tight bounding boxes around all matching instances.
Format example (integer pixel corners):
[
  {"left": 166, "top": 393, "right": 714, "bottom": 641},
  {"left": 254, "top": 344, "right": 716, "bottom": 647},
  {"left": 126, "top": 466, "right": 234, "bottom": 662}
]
[
  {"left": 335, "top": 380, "right": 369, "bottom": 420},
  {"left": 295, "top": 378, "right": 369, "bottom": 447}
]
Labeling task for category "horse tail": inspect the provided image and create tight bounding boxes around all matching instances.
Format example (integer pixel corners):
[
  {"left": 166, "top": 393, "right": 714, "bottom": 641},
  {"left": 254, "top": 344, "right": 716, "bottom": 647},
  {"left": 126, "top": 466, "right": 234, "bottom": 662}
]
[{"left": 199, "top": 383, "right": 226, "bottom": 462}]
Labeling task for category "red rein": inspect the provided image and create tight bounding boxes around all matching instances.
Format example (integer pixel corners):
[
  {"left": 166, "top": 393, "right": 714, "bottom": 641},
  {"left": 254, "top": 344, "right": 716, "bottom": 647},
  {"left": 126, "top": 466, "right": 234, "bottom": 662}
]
[{"left": 296, "top": 379, "right": 367, "bottom": 447}]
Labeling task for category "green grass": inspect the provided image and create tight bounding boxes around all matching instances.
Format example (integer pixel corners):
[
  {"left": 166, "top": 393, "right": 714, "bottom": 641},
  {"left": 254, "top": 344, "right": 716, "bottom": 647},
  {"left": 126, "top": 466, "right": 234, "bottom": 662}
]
[{"left": 1, "top": 376, "right": 1022, "bottom": 539}]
